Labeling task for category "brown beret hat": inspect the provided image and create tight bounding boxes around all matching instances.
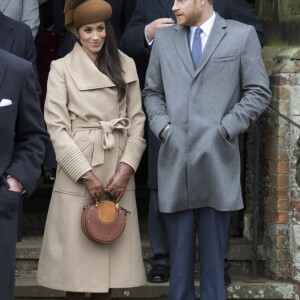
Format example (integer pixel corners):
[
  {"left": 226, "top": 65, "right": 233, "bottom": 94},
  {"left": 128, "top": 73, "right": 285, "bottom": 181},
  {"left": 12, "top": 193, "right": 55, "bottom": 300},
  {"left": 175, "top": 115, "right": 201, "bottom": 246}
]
[{"left": 64, "top": 0, "right": 112, "bottom": 36}]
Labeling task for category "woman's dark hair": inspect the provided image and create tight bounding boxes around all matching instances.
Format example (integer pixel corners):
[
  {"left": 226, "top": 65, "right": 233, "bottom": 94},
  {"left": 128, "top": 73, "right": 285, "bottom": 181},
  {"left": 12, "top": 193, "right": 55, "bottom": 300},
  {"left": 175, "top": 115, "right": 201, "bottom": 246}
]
[{"left": 96, "top": 21, "right": 126, "bottom": 102}]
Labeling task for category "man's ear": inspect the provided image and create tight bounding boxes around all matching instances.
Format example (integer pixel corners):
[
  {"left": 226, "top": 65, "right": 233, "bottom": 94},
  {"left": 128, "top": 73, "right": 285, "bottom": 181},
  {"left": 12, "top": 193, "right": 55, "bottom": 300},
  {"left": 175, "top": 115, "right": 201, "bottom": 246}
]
[{"left": 199, "top": 0, "right": 207, "bottom": 7}]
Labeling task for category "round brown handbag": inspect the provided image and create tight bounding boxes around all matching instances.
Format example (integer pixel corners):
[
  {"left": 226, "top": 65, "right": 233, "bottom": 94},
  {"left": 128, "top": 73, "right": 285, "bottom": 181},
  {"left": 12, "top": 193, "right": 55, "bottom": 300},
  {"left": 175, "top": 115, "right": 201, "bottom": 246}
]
[{"left": 81, "top": 199, "right": 131, "bottom": 244}]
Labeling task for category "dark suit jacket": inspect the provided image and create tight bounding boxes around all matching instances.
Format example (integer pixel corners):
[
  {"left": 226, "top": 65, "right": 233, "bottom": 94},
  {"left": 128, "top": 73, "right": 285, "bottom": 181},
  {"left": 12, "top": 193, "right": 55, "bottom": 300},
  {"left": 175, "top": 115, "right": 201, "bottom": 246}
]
[
  {"left": 0, "top": 12, "right": 40, "bottom": 94},
  {"left": 106, "top": 0, "right": 137, "bottom": 46},
  {"left": 121, "top": 0, "right": 174, "bottom": 88},
  {"left": 52, "top": 0, "right": 75, "bottom": 57},
  {"left": 121, "top": 0, "right": 266, "bottom": 188},
  {"left": 0, "top": 49, "right": 48, "bottom": 196}
]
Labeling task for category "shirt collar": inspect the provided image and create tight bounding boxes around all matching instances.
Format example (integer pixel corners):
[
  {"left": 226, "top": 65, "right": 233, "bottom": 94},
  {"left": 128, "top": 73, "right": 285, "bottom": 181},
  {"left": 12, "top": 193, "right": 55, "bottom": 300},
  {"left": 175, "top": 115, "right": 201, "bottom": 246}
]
[{"left": 190, "top": 12, "right": 216, "bottom": 36}]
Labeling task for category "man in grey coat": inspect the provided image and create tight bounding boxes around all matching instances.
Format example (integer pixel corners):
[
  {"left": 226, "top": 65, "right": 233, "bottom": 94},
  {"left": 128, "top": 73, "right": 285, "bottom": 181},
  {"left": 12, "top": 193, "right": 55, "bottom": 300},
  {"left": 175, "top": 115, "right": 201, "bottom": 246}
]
[
  {"left": 121, "top": 0, "right": 266, "bottom": 285},
  {"left": 142, "top": 0, "right": 271, "bottom": 299}
]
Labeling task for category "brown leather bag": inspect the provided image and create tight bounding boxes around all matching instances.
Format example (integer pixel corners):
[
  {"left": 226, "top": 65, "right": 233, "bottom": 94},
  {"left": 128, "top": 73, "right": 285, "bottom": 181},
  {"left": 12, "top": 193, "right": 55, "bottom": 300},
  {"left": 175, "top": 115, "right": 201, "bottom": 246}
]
[{"left": 81, "top": 199, "right": 131, "bottom": 244}]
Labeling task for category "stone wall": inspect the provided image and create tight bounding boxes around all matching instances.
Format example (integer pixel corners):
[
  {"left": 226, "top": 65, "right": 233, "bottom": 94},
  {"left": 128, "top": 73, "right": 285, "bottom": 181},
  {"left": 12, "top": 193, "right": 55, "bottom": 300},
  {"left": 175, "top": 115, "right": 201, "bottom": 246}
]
[{"left": 262, "top": 46, "right": 300, "bottom": 295}]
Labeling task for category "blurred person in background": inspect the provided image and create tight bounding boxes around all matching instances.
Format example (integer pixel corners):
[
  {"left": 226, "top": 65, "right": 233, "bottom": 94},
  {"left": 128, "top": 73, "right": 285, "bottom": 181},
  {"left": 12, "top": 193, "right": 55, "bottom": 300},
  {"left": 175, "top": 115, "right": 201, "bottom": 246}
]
[{"left": 0, "top": 0, "right": 40, "bottom": 39}]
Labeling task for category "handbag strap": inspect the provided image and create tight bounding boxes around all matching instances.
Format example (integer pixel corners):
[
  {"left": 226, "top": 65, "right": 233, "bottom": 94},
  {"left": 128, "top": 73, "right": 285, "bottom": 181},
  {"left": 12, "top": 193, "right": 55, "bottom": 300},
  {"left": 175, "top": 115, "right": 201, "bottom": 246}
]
[
  {"left": 95, "top": 197, "right": 131, "bottom": 216},
  {"left": 117, "top": 204, "right": 131, "bottom": 216}
]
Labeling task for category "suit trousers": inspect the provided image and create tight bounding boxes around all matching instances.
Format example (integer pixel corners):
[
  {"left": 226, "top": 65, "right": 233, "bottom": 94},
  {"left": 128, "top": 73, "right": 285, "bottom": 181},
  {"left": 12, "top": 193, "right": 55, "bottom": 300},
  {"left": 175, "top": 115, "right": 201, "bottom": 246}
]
[
  {"left": 164, "top": 207, "right": 231, "bottom": 300},
  {"left": 148, "top": 189, "right": 170, "bottom": 267},
  {"left": 0, "top": 180, "right": 20, "bottom": 300},
  {"left": 224, "top": 213, "right": 232, "bottom": 271}
]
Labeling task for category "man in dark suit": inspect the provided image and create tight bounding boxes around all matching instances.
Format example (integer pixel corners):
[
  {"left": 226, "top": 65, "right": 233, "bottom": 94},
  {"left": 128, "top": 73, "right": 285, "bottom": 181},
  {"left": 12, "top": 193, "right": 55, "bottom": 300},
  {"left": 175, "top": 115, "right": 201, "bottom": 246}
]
[
  {"left": 0, "top": 9, "right": 42, "bottom": 246},
  {"left": 0, "top": 49, "right": 48, "bottom": 300},
  {"left": 121, "top": 0, "right": 265, "bottom": 284}
]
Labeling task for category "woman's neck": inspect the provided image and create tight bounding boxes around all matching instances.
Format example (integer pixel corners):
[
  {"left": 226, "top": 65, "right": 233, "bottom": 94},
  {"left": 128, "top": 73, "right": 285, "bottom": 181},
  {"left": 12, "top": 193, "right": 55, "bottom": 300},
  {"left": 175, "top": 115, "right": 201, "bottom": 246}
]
[{"left": 87, "top": 52, "right": 97, "bottom": 65}]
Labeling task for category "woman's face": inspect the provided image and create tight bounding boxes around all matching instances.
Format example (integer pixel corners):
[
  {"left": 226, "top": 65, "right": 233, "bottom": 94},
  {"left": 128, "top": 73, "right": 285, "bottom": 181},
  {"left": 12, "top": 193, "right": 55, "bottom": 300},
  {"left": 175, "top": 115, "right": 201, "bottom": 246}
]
[{"left": 78, "top": 21, "right": 106, "bottom": 61}]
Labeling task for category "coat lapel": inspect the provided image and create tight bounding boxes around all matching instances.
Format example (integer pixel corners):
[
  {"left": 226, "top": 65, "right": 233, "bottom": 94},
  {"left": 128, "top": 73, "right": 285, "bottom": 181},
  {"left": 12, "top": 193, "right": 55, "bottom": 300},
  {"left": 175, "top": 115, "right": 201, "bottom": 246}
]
[
  {"left": 0, "top": 13, "right": 14, "bottom": 52},
  {"left": 65, "top": 43, "right": 137, "bottom": 91},
  {"left": 0, "top": 52, "right": 7, "bottom": 91},
  {"left": 173, "top": 24, "right": 195, "bottom": 77},
  {"left": 194, "top": 14, "right": 227, "bottom": 77},
  {"left": 65, "top": 43, "right": 116, "bottom": 90},
  {"left": 159, "top": 0, "right": 176, "bottom": 21}
]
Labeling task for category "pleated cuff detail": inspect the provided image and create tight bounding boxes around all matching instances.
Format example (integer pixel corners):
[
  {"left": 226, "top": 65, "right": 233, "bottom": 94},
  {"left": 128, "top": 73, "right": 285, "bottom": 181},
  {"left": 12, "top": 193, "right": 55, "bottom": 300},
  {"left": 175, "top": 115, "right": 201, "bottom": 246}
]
[
  {"left": 120, "top": 138, "right": 146, "bottom": 172},
  {"left": 59, "top": 147, "right": 92, "bottom": 182}
]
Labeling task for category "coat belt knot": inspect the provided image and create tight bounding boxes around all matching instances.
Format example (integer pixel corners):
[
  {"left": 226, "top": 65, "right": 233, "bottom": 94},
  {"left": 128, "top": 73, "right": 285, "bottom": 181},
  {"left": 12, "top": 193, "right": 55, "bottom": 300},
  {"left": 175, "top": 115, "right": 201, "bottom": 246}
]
[{"left": 71, "top": 118, "right": 131, "bottom": 167}]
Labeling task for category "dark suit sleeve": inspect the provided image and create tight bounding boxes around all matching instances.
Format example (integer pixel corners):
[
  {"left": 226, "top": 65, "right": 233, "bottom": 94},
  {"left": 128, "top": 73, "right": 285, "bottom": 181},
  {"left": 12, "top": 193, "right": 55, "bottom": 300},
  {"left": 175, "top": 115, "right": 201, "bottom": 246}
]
[
  {"left": 228, "top": 0, "right": 266, "bottom": 47},
  {"left": 121, "top": 0, "right": 137, "bottom": 32},
  {"left": 52, "top": 0, "right": 66, "bottom": 37},
  {"left": 120, "top": 0, "right": 151, "bottom": 57},
  {"left": 25, "top": 25, "right": 41, "bottom": 95},
  {"left": 6, "top": 63, "right": 48, "bottom": 196},
  {"left": 52, "top": 0, "right": 75, "bottom": 57}
]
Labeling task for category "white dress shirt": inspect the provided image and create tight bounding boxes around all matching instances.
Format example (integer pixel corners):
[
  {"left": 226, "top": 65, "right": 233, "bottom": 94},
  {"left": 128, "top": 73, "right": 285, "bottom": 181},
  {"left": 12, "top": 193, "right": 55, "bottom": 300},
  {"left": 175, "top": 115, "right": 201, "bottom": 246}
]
[{"left": 189, "top": 12, "right": 216, "bottom": 51}]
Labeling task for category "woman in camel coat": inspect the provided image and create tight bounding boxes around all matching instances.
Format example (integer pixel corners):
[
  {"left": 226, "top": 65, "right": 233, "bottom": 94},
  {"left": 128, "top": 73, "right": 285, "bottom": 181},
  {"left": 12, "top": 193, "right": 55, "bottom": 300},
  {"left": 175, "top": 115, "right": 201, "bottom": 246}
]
[{"left": 37, "top": 1, "right": 146, "bottom": 299}]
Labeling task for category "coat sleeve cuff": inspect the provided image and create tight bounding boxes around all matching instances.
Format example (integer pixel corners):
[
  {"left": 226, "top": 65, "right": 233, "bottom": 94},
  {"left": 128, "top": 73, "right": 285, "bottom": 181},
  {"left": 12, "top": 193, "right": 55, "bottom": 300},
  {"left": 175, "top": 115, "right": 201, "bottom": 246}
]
[
  {"left": 59, "top": 147, "right": 92, "bottom": 182},
  {"left": 150, "top": 115, "right": 171, "bottom": 140},
  {"left": 221, "top": 114, "right": 245, "bottom": 140},
  {"left": 120, "top": 137, "right": 146, "bottom": 173},
  {"left": 6, "top": 162, "right": 40, "bottom": 196}
]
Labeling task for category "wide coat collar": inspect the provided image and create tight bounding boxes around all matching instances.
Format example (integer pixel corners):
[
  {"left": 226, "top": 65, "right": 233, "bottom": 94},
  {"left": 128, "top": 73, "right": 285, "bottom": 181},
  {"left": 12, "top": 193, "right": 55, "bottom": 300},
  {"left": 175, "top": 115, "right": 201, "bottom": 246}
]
[
  {"left": 0, "top": 12, "right": 14, "bottom": 52},
  {"left": 64, "top": 43, "right": 138, "bottom": 91},
  {"left": 173, "top": 13, "right": 227, "bottom": 77}
]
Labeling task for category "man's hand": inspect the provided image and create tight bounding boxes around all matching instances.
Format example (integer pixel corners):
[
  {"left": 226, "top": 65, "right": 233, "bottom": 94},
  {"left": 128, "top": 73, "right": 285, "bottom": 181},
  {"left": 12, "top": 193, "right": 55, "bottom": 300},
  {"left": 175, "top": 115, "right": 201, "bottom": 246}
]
[
  {"left": 159, "top": 124, "right": 170, "bottom": 140},
  {"left": 105, "top": 163, "right": 134, "bottom": 203},
  {"left": 7, "top": 177, "right": 22, "bottom": 193},
  {"left": 81, "top": 171, "right": 105, "bottom": 204},
  {"left": 145, "top": 18, "right": 175, "bottom": 42}
]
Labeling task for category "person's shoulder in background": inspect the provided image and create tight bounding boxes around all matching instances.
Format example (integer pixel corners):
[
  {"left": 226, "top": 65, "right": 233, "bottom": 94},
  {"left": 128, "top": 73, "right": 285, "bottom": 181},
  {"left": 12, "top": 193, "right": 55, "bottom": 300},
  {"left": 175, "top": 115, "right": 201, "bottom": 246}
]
[
  {"left": 0, "top": 0, "right": 39, "bottom": 38},
  {"left": 213, "top": 0, "right": 266, "bottom": 47}
]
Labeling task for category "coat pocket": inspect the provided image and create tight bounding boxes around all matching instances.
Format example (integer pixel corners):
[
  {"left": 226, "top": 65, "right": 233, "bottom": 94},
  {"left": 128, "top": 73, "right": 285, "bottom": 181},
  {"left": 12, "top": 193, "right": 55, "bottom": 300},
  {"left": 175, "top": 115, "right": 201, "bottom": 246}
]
[
  {"left": 54, "top": 139, "right": 94, "bottom": 196},
  {"left": 0, "top": 101, "right": 16, "bottom": 114},
  {"left": 212, "top": 54, "right": 239, "bottom": 63}
]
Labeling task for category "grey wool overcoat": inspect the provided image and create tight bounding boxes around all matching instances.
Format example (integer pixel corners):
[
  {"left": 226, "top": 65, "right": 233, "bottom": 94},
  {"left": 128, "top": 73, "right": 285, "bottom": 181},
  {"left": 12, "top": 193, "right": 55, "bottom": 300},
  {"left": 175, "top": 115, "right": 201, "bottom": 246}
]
[{"left": 143, "top": 14, "right": 271, "bottom": 213}]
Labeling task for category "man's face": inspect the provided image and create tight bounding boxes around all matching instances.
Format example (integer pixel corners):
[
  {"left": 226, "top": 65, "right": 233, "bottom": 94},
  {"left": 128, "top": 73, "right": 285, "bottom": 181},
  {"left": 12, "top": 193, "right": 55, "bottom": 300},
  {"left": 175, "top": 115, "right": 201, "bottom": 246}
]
[{"left": 172, "top": 0, "right": 203, "bottom": 26}]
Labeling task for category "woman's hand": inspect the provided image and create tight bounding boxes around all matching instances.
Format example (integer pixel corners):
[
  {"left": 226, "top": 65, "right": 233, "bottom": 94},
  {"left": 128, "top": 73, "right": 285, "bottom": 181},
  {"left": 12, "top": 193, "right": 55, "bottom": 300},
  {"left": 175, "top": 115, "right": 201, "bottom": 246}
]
[
  {"left": 105, "top": 163, "right": 134, "bottom": 203},
  {"left": 81, "top": 171, "right": 105, "bottom": 204}
]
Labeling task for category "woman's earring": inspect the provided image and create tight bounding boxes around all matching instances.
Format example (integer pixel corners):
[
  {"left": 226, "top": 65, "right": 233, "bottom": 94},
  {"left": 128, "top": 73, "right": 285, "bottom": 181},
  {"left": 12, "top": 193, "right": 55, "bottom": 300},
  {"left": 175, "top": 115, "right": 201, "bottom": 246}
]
[{"left": 76, "top": 35, "right": 81, "bottom": 45}]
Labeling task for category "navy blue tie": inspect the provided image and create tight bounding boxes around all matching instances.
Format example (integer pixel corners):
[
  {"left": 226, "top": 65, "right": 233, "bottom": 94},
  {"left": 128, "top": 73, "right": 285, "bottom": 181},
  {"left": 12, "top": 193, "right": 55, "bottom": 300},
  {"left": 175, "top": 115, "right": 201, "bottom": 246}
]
[{"left": 191, "top": 28, "right": 202, "bottom": 69}]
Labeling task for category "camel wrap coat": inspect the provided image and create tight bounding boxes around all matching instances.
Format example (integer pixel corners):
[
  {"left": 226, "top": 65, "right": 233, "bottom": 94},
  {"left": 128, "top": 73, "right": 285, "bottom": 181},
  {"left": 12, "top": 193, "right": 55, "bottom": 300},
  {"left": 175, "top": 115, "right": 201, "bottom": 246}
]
[{"left": 37, "top": 43, "right": 146, "bottom": 292}]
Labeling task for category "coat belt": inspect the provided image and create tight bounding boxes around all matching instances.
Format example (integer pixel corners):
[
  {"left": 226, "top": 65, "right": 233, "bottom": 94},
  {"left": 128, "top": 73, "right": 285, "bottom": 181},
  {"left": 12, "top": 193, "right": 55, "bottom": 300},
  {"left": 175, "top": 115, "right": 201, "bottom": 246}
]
[{"left": 71, "top": 118, "right": 131, "bottom": 167}]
